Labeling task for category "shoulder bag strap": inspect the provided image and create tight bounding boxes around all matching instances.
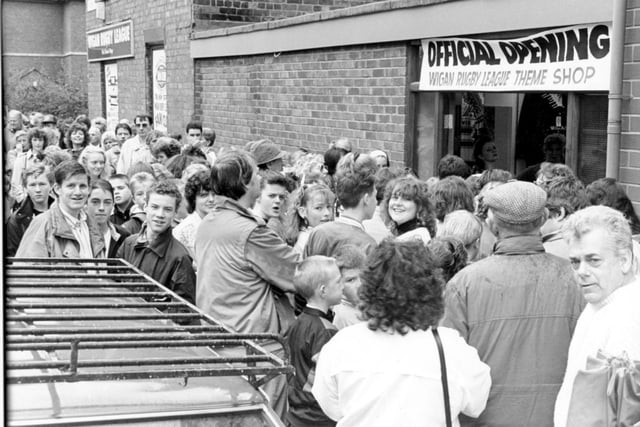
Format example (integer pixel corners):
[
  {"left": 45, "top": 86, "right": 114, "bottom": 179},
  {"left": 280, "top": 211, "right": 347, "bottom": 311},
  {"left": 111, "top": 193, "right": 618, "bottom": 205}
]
[{"left": 433, "top": 327, "right": 452, "bottom": 427}]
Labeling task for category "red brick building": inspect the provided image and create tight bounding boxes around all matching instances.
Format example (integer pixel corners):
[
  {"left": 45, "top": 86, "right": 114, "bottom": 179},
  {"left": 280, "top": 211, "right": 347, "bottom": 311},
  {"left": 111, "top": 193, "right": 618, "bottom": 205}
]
[{"left": 86, "top": 0, "right": 640, "bottom": 209}]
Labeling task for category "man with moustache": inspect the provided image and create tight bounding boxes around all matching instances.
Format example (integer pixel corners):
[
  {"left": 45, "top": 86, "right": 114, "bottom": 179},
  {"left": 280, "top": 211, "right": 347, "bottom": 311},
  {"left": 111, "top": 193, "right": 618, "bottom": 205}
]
[{"left": 16, "top": 161, "right": 105, "bottom": 258}]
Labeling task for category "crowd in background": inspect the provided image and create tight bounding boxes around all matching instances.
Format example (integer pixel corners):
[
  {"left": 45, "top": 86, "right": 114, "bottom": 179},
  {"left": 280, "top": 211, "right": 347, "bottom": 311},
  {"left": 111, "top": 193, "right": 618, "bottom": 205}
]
[{"left": 4, "top": 108, "right": 640, "bottom": 427}]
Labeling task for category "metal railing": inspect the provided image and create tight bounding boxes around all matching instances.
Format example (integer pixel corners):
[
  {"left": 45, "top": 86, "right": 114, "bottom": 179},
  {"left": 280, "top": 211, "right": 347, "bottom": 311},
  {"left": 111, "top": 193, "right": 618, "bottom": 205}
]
[{"left": 5, "top": 258, "right": 293, "bottom": 389}]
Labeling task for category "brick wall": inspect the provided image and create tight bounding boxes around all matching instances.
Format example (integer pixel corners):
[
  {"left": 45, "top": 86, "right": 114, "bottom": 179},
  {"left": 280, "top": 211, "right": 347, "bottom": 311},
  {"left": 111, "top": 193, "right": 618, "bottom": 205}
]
[
  {"left": 194, "top": 0, "right": 376, "bottom": 28},
  {"left": 194, "top": 43, "right": 409, "bottom": 165},
  {"left": 87, "top": 0, "right": 195, "bottom": 134},
  {"left": 622, "top": 0, "right": 640, "bottom": 211}
]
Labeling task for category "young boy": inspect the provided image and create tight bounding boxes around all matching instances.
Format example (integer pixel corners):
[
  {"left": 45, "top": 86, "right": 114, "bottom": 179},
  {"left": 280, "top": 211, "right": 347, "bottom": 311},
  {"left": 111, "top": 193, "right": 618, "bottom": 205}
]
[
  {"left": 109, "top": 174, "right": 133, "bottom": 225},
  {"left": 285, "top": 256, "right": 343, "bottom": 427},
  {"left": 332, "top": 245, "right": 366, "bottom": 330},
  {"left": 116, "top": 180, "right": 195, "bottom": 305},
  {"left": 121, "top": 172, "right": 156, "bottom": 234}
]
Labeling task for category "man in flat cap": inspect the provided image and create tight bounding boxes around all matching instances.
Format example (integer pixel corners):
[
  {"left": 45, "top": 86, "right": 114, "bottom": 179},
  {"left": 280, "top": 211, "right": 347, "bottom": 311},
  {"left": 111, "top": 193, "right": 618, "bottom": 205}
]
[
  {"left": 249, "top": 139, "right": 286, "bottom": 172},
  {"left": 442, "top": 181, "right": 584, "bottom": 427}
]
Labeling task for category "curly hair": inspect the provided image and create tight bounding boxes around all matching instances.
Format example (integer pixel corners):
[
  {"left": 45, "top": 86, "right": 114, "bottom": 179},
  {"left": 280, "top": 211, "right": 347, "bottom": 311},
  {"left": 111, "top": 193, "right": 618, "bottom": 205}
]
[
  {"left": 587, "top": 177, "right": 640, "bottom": 234},
  {"left": 359, "top": 239, "right": 445, "bottom": 334},
  {"left": 65, "top": 123, "right": 89, "bottom": 149},
  {"left": 430, "top": 176, "right": 474, "bottom": 222},
  {"left": 152, "top": 137, "right": 181, "bottom": 160},
  {"left": 26, "top": 128, "right": 49, "bottom": 151},
  {"left": 381, "top": 176, "right": 437, "bottom": 237},
  {"left": 544, "top": 175, "right": 588, "bottom": 217},
  {"left": 427, "top": 236, "right": 468, "bottom": 283},
  {"left": 148, "top": 179, "right": 182, "bottom": 210},
  {"left": 184, "top": 170, "right": 212, "bottom": 214},
  {"left": 437, "top": 154, "right": 470, "bottom": 179}
]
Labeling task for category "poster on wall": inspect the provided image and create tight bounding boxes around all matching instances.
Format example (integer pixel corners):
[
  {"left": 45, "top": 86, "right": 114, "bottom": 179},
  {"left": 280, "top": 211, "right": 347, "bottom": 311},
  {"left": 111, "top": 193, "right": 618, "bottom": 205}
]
[
  {"left": 152, "top": 49, "right": 167, "bottom": 133},
  {"left": 420, "top": 24, "right": 611, "bottom": 92},
  {"left": 104, "top": 63, "right": 118, "bottom": 132}
]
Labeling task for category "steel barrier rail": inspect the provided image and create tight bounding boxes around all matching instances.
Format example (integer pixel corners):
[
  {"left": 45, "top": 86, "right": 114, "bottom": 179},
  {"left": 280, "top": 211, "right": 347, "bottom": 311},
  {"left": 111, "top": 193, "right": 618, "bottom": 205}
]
[{"left": 5, "top": 257, "right": 293, "bottom": 390}]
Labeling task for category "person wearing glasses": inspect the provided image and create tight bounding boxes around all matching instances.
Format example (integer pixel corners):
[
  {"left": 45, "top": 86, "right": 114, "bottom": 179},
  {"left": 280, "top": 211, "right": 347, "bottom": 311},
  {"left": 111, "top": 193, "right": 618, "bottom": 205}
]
[{"left": 116, "top": 114, "right": 154, "bottom": 175}]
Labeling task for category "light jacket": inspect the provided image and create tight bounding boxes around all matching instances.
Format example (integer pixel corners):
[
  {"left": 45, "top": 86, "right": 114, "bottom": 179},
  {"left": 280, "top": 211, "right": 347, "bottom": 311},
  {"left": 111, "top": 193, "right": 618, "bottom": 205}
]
[
  {"left": 442, "top": 234, "right": 584, "bottom": 427},
  {"left": 195, "top": 196, "right": 299, "bottom": 334},
  {"left": 16, "top": 201, "right": 106, "bottom": 259}
]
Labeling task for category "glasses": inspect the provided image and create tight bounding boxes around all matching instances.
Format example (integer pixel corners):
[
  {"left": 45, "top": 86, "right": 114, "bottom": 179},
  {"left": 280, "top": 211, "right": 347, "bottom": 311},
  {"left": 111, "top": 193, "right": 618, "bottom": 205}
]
[{"left": 136, "top": 123, "right": 149, "bottom": 128}]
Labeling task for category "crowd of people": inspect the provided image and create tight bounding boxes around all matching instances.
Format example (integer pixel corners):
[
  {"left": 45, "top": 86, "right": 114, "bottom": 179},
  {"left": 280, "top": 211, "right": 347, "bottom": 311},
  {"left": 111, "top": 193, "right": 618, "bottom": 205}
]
[{"left": 4, "top": 109, "right": 640, "bottom": 426}]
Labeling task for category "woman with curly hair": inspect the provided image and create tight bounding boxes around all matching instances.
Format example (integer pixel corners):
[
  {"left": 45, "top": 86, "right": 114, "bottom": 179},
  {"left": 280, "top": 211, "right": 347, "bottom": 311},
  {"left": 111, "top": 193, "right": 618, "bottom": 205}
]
[
  {"left": 65, "top": 122, "right": 89, "bottom": 161},
  {"left": 312, "top": 239, "right": 491, "bottom": 426},
  {"left": 381, "top": 175, "right": 436, "bottom": 244},
  {"left": 285, "top": 183, "right": 335, "bottom": 253},
  {"left": 172, "top": 170, "right": 214, "bottom": 260}
]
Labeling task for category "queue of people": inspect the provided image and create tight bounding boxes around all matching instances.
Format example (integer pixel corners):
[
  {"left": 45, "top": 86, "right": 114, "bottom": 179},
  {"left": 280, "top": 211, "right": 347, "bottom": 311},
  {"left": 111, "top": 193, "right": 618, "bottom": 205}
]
[{"left": 4, "top": 109, "right": 640, "bottom": 427}]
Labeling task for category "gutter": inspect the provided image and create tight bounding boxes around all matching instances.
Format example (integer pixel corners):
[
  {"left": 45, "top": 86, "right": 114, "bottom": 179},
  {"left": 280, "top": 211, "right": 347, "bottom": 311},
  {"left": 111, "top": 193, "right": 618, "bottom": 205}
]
[{"left": 606, "top": 0, "right": 627, "bottom": 179}]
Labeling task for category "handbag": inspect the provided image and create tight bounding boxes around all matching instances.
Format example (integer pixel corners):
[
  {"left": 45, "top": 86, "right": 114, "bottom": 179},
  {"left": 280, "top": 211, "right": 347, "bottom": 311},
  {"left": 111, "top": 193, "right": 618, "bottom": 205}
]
[
  {"left": 567, "top": 350, "right": 640, "bottom": 427},
  {"left": 433, "top": 327, "right": 452, "bottom": 427}
]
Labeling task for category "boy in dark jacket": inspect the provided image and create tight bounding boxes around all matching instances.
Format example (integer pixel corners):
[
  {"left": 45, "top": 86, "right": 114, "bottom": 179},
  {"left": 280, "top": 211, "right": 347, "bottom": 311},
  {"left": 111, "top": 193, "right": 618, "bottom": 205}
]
[
  {"left": 285, "top": 256, "right": 343, "bottom": 427},
  {"left": 6, "top": 164, "right": 55, "bottom": 257}
]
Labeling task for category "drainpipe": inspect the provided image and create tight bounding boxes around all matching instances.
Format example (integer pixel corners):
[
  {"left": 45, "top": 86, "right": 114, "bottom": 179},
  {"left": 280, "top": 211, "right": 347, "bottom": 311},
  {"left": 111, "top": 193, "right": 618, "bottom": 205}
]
[{"left": 606, "top": 0, "right": 627, "bottom": 179}]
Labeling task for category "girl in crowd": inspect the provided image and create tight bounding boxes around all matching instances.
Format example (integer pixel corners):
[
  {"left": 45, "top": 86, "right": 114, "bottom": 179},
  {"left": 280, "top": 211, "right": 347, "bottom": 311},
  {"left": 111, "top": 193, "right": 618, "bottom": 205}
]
[
  {"left": 65, "top": 122, "right": 89, "bottom": 161},
  {"left": 312, "top": 239, "right": 491, "bottom": 425},
  {"left": 173, "top": 170, "right": 214, "bottom": 260},
  {"left": 382, "top": 175, "right": 436, "bottom": 245},
  {"left": 286, "top": 183, "right": 336, "bottom": 254},
  {"left": 472, "top": 133, "right": 498, "bottom": 173},
  {"left": 11, "top": 128, "right": 49, "bottom": 202},
  {"left": 79, "top": 145, "right": 110, "bottom": 181},
  {"left": 85, "top": 179, "right": 130, "bottom": 258}
]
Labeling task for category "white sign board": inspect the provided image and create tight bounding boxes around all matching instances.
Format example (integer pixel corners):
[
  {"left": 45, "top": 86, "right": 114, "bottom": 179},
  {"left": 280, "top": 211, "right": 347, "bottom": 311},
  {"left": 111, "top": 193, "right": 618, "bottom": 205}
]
[
  {"left": 104, "top": 63, "right": 118, "bottom": 132},
  {"left": 420, "top": 24, "right": 611, "bottom": 92},
  {"left": 152, "top": 49, "right": 167, "bottom": 132}
]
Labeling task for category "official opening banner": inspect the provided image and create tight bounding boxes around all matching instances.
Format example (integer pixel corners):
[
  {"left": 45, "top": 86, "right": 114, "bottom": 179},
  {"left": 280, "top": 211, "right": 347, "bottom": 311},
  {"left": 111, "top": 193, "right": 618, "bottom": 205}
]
[{"left": 420, "top": 24, "right": 611, "bottom": 92}]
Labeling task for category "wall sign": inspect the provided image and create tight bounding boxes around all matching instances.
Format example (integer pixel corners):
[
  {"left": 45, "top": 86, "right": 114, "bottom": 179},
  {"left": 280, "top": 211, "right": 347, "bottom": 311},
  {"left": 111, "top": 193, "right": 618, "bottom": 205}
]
[
  {"left": 87, "top": 20, "right": 134, "bottom": 62},
  {"left": 152, "top": 49, "right": 167, "bottom": 133},
  {"left": 104, "top": 63, "right": 118, "bottom": 131},
  {"left": 420, "top": 24, "right": 611, "bottom": 92}
]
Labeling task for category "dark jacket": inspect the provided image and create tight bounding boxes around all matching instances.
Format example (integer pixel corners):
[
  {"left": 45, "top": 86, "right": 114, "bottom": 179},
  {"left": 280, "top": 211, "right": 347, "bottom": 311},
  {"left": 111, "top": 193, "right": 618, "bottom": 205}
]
[
  {"left": 117, "top": 224, "right": 195, "bottom": 304},
  {"left": 442, "top": 234, "right": 584, "bottom": 427},
  {"left": 285, "top": 306, "right": 337, "bottom": 427},
  {"left": 5, "top": 195, "right": 54, "bottom": 257},
  {"left": 108, "top": 223, "right": 130, "bottom": 258},
  {"left": 111, "top": 199, "right": 134, "bottom": 225}
]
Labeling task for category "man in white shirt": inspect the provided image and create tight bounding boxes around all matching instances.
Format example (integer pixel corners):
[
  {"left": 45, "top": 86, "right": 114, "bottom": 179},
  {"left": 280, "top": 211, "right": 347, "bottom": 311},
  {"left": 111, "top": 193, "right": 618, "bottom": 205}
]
[
  {"left": 554, "top": 205, "right": 640, "bottom": 427},
  {"left": 116, "top": 114, "right": 153, "bottom": 175}
]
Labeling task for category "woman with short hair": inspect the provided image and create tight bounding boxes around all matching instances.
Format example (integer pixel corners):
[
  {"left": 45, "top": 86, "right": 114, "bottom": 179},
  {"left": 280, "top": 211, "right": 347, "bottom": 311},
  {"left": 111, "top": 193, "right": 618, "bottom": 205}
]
[{"left": 312, "top": 239, "right": 491, "bottom": 426}]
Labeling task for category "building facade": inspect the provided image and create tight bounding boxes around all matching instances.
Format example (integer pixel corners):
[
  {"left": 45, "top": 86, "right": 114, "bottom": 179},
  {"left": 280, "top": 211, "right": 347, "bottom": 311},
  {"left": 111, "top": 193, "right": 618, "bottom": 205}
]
[
  {"left": 2, "top": 0, "right": 87, "bottom": 117},
  {"left": 86, "top": 0, "right": 640, "bottom": 209}
]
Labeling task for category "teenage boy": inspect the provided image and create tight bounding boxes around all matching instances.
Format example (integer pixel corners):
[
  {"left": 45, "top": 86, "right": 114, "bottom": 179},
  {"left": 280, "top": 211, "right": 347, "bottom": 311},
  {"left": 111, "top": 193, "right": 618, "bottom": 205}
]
[
  {"left": 109, "top": 174, "right": 133, "bottom": 225},
  {"left": 285, "top": 256, "right": 343, "bottom": 427},
  {"left": 305, "top": 152, "right": 378, "bottom": 258},
  {"left": 16, "top": 160, "right": 105, "bottom": 258},
  {"left": 252, "top": 170, "right": 290, "bottom": 240},
  {"left": 117, "top": 180, "right": 195, "bottom": 304},
  {"left": 121, "top": 172, "right": 157, "bottom": 234},
  {"left": 6, "top": 164, "right": 55, "bottom": 256},
  {"left": 332, "top": 245, "right": 366, "bottom": 329},
  {"left": 185, "top": 121, "right": 203, "bottom": 145}
]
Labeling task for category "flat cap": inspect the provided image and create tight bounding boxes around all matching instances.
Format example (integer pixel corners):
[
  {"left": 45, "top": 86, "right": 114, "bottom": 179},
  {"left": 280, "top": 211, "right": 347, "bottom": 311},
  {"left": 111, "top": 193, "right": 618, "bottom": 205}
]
[
  {"left": 250, "top": 139, "right": 286, "bottom": 166},
  {"left": 43, "top": 114, "right": 56, "bottom": 124},
  {"left": 484, "top": 181, "right": 547, "bottom": 224}
]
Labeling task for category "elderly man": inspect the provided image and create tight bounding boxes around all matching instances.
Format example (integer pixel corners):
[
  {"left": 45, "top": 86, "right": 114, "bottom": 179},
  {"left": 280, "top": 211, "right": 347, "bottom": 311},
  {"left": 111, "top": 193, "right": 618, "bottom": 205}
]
[
  {"left": 195, "top": 149, "right": 299, "bottom": 419},
  {"left": 553, "top": 206, "right": 640, "bottom": 427},
  {"left": 443, "top": 180, "right": 584, "bottom": 426},
  {"left": 4, "top": 109, "right": 23, "bottom": 152}
]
